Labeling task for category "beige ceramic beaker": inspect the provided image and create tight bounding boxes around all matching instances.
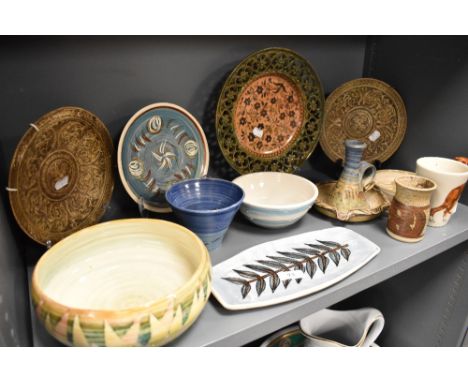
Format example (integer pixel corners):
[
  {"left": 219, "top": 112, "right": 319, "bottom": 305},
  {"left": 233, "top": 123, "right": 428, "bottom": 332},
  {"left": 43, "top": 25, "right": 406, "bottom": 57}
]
[
  {"left": 386, "top": 175, "right": 437, "bottom": 242},
  {"left": 416, "top": 157, "right": 468, "bottom": 227}
]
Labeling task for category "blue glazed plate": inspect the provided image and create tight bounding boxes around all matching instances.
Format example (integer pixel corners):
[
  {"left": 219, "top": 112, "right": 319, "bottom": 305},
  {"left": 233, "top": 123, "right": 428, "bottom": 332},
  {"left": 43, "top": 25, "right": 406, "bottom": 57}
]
[{"left": 118, "top": 103, "right": 209, "bottom": 212}]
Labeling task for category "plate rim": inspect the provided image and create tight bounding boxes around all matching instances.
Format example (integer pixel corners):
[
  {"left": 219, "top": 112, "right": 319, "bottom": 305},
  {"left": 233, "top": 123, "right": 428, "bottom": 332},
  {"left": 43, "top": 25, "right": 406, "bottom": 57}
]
[
  {"left": 117, "top": 102, "right": 210, "bottom": 213},
  {"left": 8, "top": 106, "right": 114, "bottom": 245},
  {"left": 320, "top": 77, "right": 407, "bottom": 164},
  {"left": 216, "top": 47, "right": 324, "bottom": 175}
]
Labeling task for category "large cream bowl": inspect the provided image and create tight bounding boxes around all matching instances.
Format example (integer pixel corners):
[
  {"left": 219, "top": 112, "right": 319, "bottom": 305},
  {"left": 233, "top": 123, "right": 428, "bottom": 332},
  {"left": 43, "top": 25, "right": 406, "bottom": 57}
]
[
  {"left": 233, "top": 172, "right": 319, "bottom": 228},
  {"left": 32, "top": 219, "right": 211, "bottom": 346}
]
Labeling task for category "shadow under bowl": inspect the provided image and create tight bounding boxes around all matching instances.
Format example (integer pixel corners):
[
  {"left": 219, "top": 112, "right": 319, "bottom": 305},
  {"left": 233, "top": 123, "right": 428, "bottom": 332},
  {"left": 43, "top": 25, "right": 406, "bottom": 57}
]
[{"left": 166, "top": 178, "right": 245, "bottom": 251}]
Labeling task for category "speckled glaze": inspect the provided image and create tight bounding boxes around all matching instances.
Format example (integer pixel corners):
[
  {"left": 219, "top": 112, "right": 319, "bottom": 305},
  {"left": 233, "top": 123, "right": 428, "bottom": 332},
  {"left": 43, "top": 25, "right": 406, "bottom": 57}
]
[
  {"left": 233, "top": 172, "right": 318, "bottom": 228},
  {"left": 374, "top": 169, "right": 416, "bottom": 204},
  {"left": 166, "top": 178, "right": 244, "bottom": 251},
  {"left": 315, "top": 140, "right": 383, "bottom": 222},
  {"left": 32, "top": 219, "right": 211, "bottom": 347},
  {"left": 386, "top": 175, "right": 436, "bottom": 242}
]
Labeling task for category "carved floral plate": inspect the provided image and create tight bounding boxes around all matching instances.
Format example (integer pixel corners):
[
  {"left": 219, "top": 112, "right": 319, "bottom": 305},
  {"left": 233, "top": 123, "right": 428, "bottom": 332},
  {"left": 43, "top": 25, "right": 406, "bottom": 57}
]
[
  {"left": 212, "top": 227, "right": 379, "bottom": 310},
  {"left": 320, "top": 78, "right": 407, "bottom": 164},
  {"left": 216, "top": 48, "right": 324, "bottom": 174},
  {"left": 118, "top": 103, "right": 209, "bottom": 213},
  {"left": 8, "top": 106, "right": 114, "bottom": 245}
]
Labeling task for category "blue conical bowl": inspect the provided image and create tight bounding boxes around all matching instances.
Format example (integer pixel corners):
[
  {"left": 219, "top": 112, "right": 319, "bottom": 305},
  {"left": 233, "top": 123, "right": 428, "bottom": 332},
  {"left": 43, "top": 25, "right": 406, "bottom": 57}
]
[{"left": 166, "top": 178, "right": 244, "bottom": 251}]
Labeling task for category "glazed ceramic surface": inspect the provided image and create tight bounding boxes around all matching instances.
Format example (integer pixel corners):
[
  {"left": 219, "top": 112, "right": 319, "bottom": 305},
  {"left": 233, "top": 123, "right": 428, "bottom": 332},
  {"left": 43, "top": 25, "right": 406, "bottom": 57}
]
[
  {"left": 216, "top": 48, "right": 324, "bottom": 174},
  {"left": 374, "top": 169, "right": 416, "bottom": 204},
  {"left": 416, "top": 157, "right": 468, "bottom": 227},
  {"left": 321, "top": 78, "right": 407, "bottom": 164},
  {"left": 166, "top": 178, "right": 244, "bottom": 251},
  {"left": 8, "top": 106, "right": 114, "bottom": 245},
  {"left": 118, "top": 103, "right": 209, "bottom": 213},
  {"left": 260, "top": 326, "right": 305, "bottom": 347},
  {"left": 232, "top": 172, "right": 318, "bottom": 228},
  {"left": 315, "top": 140, "right": 388, "bottom": 222},
  {"left": 386, "top": 175, "right": 436, "bottom": 242},
  {"left": 212, "top": 227, "right": 379, "bottom": 310},
  {"left": 32, "top": 219, "right": 211, "bottom": 346},
  {"left": 299, "top": 308, "right": 384, "bottom": 347}
]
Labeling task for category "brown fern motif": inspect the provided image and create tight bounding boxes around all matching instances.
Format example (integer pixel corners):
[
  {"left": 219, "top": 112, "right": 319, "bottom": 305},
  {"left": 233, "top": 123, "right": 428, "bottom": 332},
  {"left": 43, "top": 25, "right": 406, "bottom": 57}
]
[{"left": 222, "top": 240, "right": 350, "bottom": 299}]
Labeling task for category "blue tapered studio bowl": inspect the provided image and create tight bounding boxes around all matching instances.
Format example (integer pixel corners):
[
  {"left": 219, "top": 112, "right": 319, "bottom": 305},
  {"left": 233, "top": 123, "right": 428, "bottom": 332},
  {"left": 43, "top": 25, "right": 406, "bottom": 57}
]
[{"left": 166, "top": 178, "right": 244, "bottom": 251}]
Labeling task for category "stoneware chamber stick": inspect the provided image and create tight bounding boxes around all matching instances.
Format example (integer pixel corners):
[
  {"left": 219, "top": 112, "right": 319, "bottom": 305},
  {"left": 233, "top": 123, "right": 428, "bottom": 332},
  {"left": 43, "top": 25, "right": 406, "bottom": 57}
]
[
  {"left": 416, "top": 157, "right": 468, "bottom": 227},
  {"left": 386, "top": 175, "right": 436, "bottom": 242},
  {"left": 315, "top": 139, "right": 387, "bottom": 222},
  {"left": 332, "top": 140, "right": 376, "bottom": 220}
]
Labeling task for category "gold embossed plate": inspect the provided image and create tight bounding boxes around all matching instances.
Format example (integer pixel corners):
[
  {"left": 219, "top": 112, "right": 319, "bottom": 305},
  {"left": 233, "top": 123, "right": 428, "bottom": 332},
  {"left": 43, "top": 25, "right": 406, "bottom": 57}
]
[
  {"left": 8, "top": 107, "right": 114, "bottom": 245},
  {"left": 216, "top": 48, "right": 324, "bottom": 174},
  {"left": 320, "top": 78, "right": 407, "bottom": 164}
]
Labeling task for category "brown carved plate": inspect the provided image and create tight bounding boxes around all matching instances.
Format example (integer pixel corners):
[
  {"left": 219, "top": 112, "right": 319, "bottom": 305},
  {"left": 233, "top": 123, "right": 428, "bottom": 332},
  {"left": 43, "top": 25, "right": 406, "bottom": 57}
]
[
  {"left": 216, "top": 48, "right": 324, "bottom": 174},
  {"left": 8, "top": 106, "right": 114, "bottom": 245},
  {"left": 320, "top": 78, "right": 407, "bottom": 164}
]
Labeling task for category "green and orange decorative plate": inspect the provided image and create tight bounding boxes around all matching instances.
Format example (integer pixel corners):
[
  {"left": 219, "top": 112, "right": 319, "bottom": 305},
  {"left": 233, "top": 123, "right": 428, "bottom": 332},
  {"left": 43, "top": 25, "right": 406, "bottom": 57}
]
[{"left": 216, "top": 48, "right": 324, "bottom": 174}]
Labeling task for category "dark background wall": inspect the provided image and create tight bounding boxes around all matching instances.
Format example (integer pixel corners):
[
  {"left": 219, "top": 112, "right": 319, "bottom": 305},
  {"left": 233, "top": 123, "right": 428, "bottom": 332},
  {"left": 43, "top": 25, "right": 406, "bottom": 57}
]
[
  {"left": 0, "top": 36, "right": 366, "bottom": 261},
  {"left": 0, "top": 36, "right": 467, "bottom": 346},
  {"left": 365, "top": 36, "right": 468, "bottom": 204}
]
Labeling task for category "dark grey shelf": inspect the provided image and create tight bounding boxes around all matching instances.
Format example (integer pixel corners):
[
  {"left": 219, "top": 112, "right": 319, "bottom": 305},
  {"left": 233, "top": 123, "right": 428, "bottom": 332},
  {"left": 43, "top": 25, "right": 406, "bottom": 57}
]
[{"left": 28, "top": 204, "right": 468, "bottom": 347}]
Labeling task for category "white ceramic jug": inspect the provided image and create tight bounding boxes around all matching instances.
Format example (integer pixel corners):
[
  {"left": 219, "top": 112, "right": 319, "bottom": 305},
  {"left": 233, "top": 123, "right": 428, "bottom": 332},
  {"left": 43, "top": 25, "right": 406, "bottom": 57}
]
[{"left": 299, "top": 308, "right": 385, "bottom": 347}]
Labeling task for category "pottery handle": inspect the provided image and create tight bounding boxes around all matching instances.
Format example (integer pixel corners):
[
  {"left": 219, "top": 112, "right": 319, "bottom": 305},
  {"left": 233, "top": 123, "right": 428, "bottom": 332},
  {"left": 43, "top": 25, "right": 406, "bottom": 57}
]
[{"left": 359, "top": 161, "right": 376, "bottom": 191}]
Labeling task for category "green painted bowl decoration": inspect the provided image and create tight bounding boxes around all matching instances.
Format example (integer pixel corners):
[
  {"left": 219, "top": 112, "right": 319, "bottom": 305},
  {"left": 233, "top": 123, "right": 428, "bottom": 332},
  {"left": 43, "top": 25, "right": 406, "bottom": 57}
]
[{"left": 32, "top": 219, "right": 211, "bottom": 346}]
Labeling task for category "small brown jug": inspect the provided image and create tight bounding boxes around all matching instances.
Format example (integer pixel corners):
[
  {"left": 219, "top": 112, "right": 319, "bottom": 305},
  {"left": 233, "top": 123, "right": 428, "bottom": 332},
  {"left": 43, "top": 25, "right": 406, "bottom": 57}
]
[{"left": 386, "top": 175, "right": 437, "bottom": 242}]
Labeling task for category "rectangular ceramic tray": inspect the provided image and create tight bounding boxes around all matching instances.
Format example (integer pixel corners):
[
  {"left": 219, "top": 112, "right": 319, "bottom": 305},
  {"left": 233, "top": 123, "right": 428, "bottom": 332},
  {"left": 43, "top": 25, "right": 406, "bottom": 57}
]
[{"left": 212, "top": 227, "right": 380, "bottom": 310}]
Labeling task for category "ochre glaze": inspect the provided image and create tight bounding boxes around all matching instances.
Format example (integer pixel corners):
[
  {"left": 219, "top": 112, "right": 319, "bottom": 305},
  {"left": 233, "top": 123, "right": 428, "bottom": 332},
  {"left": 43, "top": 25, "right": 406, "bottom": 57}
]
[
  {"left": 387, "top": 198, "right": 429, "bottom": 239},
  {"left": 8, "top": 107, "right": 114, "bottom": 245},
  {"left": 234, "top": 74, "right": 304, "bottom": 157},
  {"left": 430, "top": 183, "right": 465, "bottom": 217}
]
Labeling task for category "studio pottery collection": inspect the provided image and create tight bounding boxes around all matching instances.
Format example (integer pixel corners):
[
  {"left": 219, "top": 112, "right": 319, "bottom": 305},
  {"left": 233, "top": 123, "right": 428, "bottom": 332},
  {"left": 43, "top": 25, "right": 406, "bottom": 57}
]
[{"left": 7, "top": 46, "right": 467, "bottom": 346}]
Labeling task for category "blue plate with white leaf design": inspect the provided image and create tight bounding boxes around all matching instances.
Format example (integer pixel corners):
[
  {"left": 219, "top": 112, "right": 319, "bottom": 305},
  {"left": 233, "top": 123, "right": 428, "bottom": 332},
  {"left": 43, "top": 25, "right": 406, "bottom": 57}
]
[{"left": 118, "top": 103, "right": 209, "bottom": 212}]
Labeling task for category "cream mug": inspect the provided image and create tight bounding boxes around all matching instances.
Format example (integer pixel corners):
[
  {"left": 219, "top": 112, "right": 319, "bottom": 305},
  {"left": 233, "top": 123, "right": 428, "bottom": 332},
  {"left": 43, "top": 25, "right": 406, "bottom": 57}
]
[{"left": 416, "top": 157, "right": 468, "bottom": 227}]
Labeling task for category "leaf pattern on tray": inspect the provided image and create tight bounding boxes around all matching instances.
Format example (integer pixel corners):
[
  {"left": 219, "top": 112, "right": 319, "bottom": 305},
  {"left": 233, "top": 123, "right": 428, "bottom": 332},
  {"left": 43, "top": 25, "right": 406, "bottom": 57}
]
[{"left": 222, "top": 239, "right": 350, "bottom": 299}]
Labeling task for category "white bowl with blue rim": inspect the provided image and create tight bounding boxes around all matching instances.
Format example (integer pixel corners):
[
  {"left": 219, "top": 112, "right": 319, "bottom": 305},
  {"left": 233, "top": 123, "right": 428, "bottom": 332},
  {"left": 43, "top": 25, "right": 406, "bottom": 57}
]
[{"left": 233, "top": 172, "right": 318, "bottom": 229}]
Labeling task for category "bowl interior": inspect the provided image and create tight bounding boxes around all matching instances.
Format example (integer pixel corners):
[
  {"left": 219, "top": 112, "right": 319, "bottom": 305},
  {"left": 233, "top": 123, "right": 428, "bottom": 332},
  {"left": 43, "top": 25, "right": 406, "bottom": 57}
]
[
  {"left": 35, "top": 220, "right": 204, "bottom": 311},
  {"left": 395, "top": 175, "right": 436, "bottom": 192},
  {"left": 233, "top": 172, "right": 318, "bottom": 208},
  {"left": 166, "top": 179, "right": 244, "bottom": 212}
]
